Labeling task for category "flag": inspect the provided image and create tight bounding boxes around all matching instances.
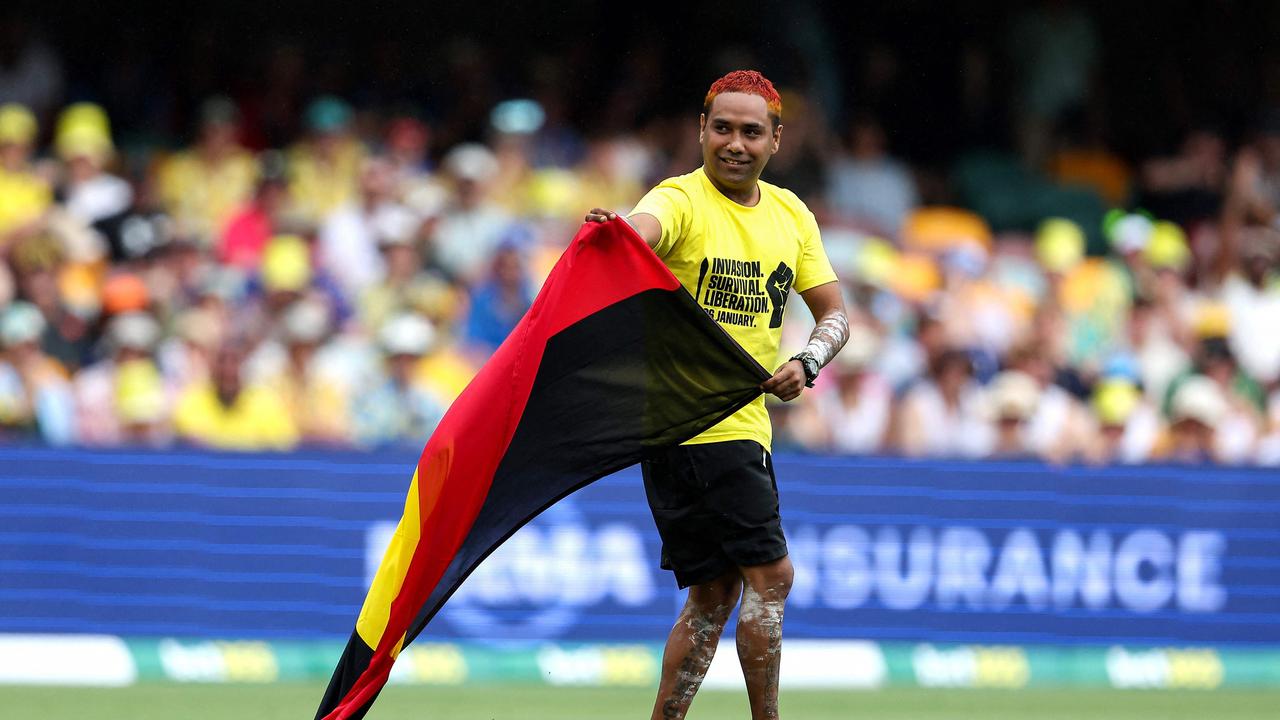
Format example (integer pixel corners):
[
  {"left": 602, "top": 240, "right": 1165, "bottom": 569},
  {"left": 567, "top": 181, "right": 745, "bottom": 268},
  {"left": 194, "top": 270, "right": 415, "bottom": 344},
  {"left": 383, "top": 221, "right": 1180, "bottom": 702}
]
[{"left": 316, "top": 219, "right": 769, "bottom": 719}]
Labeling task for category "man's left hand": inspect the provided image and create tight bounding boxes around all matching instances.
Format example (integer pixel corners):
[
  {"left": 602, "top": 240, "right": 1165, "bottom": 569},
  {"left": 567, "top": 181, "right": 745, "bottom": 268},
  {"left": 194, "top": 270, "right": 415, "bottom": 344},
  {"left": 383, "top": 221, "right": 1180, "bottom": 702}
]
[{"left": 761, "top": 360, "right": 806, "bottom": 401}]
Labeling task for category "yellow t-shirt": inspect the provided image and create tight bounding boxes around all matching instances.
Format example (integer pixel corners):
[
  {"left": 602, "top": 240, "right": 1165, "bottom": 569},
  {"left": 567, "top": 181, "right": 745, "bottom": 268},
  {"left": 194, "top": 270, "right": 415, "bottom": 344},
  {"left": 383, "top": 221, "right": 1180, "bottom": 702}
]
[
  {"left": 0, "top": 168, "right": 51, "bottom": 239},
  {"left": 287, "top": 139, "right": 366, "bottom": 225},
  {"left": 631, "top": 167, "right": 837, "bottom": 450},
  {"left": 156, "top": 149, "right": 259, "bottom": 243},
  {"left": 174, "top": 383, "right": 300, "bottom": 451}
]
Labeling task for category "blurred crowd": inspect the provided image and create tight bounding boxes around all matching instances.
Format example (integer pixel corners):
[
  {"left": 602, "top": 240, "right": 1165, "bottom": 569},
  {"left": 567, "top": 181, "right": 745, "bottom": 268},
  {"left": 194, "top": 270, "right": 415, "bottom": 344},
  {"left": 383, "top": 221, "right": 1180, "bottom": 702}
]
[{"left": 2, "top": 4, "right": 1280, "bottom": 464}]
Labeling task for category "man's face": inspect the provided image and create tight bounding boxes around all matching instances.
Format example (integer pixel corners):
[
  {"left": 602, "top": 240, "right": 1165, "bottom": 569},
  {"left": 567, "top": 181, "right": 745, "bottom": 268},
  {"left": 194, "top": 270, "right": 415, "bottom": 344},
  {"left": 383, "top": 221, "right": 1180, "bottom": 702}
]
[
  {"left": 212, "top": 346, "right": 245, "bottom": 405},
  {"left": 383, "top": 244, "right": 419, "bottom": 281},
  {"left": 200, "top": 122, "right": 238, "bottom": 155},
  {"left": 699, "top": 92, "right": 781, "bottom": 193},
  {"left": 0, "top": 140, "right": 30, "bottom": 171}
]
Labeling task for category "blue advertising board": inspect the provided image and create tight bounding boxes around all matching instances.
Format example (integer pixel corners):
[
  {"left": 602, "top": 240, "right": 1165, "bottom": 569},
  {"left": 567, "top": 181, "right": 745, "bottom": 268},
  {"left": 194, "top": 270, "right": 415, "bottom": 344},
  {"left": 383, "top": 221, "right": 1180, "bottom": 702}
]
[{"left": 1, "top": 447, "right": 1277, "bottom": 646}]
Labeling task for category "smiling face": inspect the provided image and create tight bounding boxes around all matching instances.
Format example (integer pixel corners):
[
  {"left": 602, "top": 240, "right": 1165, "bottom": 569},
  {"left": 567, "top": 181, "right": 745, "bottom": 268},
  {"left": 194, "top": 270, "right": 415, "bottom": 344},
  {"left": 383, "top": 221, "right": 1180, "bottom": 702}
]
[{"left": 699, "top": 92, "right": 782, "bottom": 202}]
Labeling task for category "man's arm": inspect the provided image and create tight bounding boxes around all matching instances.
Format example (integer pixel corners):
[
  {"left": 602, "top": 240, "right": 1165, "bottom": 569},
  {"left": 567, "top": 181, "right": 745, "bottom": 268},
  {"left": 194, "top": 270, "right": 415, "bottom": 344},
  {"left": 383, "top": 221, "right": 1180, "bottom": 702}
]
[
  {"left": 585, "top": 208, "right": 662, "bottom": 248},
  {"left": 760, "top": 281, "right": 848, "bottom": 401}
]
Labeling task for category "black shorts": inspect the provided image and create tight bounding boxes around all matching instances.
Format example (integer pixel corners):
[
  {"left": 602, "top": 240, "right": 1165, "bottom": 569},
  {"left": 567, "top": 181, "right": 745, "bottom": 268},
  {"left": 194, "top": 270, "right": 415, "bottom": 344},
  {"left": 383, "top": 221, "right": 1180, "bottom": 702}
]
[{"left": 641, "top": 440, "right": 788, "bottom": 588}]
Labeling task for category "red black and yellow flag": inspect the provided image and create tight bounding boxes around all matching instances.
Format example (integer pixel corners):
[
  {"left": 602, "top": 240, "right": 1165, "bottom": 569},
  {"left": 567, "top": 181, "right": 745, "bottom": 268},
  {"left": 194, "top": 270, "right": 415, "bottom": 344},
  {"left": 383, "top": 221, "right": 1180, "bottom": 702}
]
[{"left": 315, "top": 219, "right": 769, "bottom": 720}]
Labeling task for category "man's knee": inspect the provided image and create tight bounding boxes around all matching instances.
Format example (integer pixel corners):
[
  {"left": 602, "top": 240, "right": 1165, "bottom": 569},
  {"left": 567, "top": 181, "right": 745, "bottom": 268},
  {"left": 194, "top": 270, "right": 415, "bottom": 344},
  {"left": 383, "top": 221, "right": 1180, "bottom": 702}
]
[
  {"left": 686, "top": 570, "right": 743, "bottom": 620},
  {"left": 742, "top": 555, "right": 793, "bottom": 601}
]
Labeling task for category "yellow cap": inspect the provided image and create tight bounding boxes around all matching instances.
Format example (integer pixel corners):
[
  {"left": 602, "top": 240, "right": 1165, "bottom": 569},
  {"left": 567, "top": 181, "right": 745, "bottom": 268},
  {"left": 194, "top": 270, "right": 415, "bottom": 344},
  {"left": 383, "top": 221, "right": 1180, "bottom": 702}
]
[
  {"left": 57, "top": 102, "right": 111, "bottom": 135},
  {"left": 0, "top": 103, "right": 37, "bottom": 144},
  {"left": 114, "top": 358, "right": 167, "bottom": 424},
  {"left": 55, "top": 103, "right": 114, "bottom": 161},
  {"left": 1035, "top": 217, "right": 1086, "bottom": 273},
  {"left": 1145, "top": 220, "right": 1190, "bottom": 271},
  {"left": 1092, "top": 378, "right": 1140, "bottom": 426},
  {"left": 57, "top": 126, "right": 113, "bottom": 162},
  {"left": 262, "top": 235, "right": 312, "bottom": 292}
]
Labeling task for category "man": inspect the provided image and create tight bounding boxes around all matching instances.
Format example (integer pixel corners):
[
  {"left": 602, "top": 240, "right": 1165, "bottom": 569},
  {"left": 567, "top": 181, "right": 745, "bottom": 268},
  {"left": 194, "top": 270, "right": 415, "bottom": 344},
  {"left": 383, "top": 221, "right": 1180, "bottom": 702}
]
[
  {"left": 172, "top": 340, "right": 299, "bottom": 451},
  {"left": 0, "top": 103, "right": 51, "bottom": 252},
  {"left": 155, "top": 96, "right": 259, "bottom": 246},
  {"left": 586, "top": 70, "right": 847, "bottom": 720}
]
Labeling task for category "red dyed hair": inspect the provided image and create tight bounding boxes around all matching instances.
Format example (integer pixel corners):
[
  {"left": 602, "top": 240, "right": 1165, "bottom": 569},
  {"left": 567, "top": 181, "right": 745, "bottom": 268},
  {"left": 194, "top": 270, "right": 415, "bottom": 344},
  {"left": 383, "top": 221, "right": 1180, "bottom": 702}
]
[{"left": 703, "top": 70, "right": 782, "bottom": 126}]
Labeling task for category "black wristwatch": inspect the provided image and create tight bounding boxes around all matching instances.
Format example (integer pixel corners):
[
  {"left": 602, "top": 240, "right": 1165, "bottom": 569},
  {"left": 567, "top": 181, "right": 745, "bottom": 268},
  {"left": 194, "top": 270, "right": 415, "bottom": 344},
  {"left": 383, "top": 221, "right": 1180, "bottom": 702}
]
[{"left": 790, "top": 351, "right": 819, "bottom": 388}]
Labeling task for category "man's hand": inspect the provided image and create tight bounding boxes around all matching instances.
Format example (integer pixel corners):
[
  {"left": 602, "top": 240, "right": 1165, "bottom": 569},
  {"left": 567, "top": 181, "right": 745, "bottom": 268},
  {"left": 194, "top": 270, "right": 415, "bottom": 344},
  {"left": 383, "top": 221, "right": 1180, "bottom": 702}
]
[
  {"left": 761, "top": 360, "right": 806, "bottom": 401},
  {"left": 586, "top": 209, "right": 662, "bottom": 248}
]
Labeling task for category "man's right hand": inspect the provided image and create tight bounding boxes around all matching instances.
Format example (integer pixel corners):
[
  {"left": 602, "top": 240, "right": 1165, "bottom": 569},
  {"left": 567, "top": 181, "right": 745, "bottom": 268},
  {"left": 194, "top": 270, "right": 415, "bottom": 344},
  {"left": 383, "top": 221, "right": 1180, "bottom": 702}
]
[{"left": 585, "top": 208, "right": 662, "bottom": 249}]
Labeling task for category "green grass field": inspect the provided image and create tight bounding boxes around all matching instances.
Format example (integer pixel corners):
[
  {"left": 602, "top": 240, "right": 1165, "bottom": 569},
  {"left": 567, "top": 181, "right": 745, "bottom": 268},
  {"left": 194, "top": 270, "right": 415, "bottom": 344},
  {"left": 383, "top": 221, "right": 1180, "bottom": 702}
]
[{"left": 3, "top": 685, "right": 1277, "bottom": 719}]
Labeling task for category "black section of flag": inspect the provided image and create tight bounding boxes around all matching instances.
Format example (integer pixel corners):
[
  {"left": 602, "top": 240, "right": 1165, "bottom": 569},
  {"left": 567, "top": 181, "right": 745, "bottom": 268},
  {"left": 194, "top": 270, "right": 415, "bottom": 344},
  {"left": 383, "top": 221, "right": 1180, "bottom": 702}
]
[
  {"left": 316, "top": 631, "right": 378, "bottom": 720},
  {"left": 401, "top": 287, "right": 768, "bottom": 648}
]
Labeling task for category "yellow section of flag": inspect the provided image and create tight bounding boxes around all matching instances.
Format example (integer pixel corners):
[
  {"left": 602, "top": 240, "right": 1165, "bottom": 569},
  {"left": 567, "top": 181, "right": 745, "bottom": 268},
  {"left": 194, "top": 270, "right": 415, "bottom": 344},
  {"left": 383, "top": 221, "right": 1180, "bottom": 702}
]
[{"left": 355, "top": 469, "right": 422, "bottom": 651}]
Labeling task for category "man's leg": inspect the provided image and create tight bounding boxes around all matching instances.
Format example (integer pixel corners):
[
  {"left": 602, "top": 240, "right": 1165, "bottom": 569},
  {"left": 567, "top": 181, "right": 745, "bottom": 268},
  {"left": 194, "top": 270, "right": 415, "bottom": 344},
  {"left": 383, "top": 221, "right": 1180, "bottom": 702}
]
[
  {"left": 650, "top": 569, "right": 742, "bottom": 720},
  {"left": 737, "top": 555, "right": 794, "bottom": 720}
]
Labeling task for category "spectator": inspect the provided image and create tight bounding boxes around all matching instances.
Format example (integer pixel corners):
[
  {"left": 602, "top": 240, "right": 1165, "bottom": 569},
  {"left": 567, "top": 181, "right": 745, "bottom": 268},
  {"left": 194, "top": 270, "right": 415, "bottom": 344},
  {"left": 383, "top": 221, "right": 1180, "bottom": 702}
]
[
  {"left": 1036, "top": 217, "right": 1130, "bottom": 369},
  {"left": 146, "top": 232, "right": 208, "bottom": 322},
  {"left": 155, "top": 96, "right": 259, "bottom": 246},
  {"left": 72, "top": 311, "right": 166, "bottom": 446},
  {"left": 351, "top": 312, "right": 446, "bottom": 448},
  {"left": 935, "top": 241, "right": 1025, "bottom": 358},
  {"left": 112, "top": 357, "right": 171, "bottom": 447},
  {"left": 318, "top": 156, "right": 419, "bottom": 296},
  {"left": 0, "top": 301, "right": 74, "bottom": 444},
  {"left": 809, "top": 323, "right": 892, "bottom": 455},
  {"left": 1161, "top": 375, "right": 1229, "bottom": 464},
  {"left": 876, "top": 310, "right": 948, "bottom": 393},
  {"left": 825, "top": 113, "right": 919, "bottom": 236},
  {"left": 1004, "top": 342, "right": 1094, "bottom": 463},
  {"left": 385, "top": 116, "right": 446, "bottom": 214},
  {"left": 53, "top": 103, "right": 132, "bottom": 226},
  {"left": 357, "top": 216, "right": 448, "bottom": 330},
  {"left": 218, "top": 151, "right": 290, "bottom": 270},
  {"left": 575, "top": 135, "right": 648, "bottom": 219},
  {"left": 983, "top": 370, "right": 1042, "bottom": 459},
  {"left": 244, "top": 234, "right": 350, "bottom": 343},
  {"left": 462, "top": 239, "right": 535, "bottom": 355},
  {"left": 1163, "top": 337, "right": 1264, "bottom": 464},
  {"left": 1088, "top": 376, "right": 1161, "bottom": 464},
  {"left": 156, "top": 307, "right": 223, "bottom": 391},
  {"left": 1217, "top": 226, "right": 1280, "bottom": 386},
  {"left": 1103, "top": 211, "right": 1156, "bottom": 299},
  {"left": 248, "top": 298, "right": 351, "bottom": 445},
  {"left": 9, "top": 233, "right": 95, "bottom": 371},
  {"left": 430, "top": 143, "right": 511, "bottom": 283},
  {"left": 894, "top": 348, "right": 989, "bottom": 458},
  {"left": 287, "top": 96, "right": 365, "bottom": 226},
  {"left": 1123, "top": 295, "right": 1190, "bottom": 407},
  {"left": 0, "top": 102, "right": 51, "bottom": 250},
  {"left": 173, "top": 340, "right": 298, "bottom": 451}
]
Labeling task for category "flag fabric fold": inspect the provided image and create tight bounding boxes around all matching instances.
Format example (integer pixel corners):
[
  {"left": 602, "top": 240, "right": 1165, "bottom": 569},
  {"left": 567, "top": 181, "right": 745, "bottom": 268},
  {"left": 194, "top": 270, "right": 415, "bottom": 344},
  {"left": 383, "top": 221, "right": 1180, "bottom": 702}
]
[{"left": 316, "top": 219, "right": 770, "bottom": 720}]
